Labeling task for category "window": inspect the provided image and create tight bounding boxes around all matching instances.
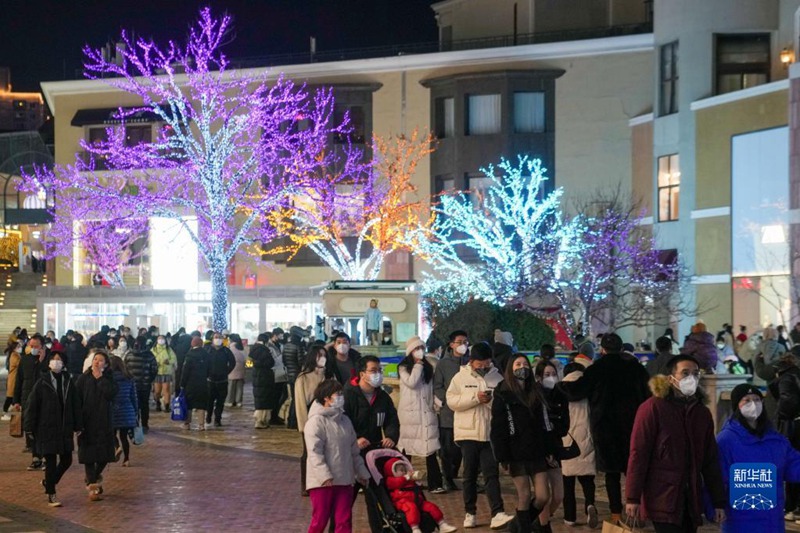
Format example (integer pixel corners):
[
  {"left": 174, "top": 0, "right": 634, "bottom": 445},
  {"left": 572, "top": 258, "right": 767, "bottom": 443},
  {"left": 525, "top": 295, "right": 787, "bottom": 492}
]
[
  {"left": 334, "top": 105, "right": 366, "bottom": 144},
  {"left": 434, "top": 175, "right": 455, "bottom": 195},
  {"left": 716, "top": 34, "right": 770, "bottom": 95},
  {"left": 435, "top": 97, "right": 455, "bottom": 138},
  {"left": 660, "top": 42, "right": 679, "bottom": 116},
  {"left": 88, "top": 127, "right": 108, "bottom": 145},
  {"left": 513, "top": 92, "right": 545, "bottom": 133},
  {"left": 657, "top": 154, "right": 680, "bottom": 222},
  {"left": 466, "top": 173, "right": 492, "bottom": 206},
  {"left": 124, "top": 125, "right": 152, "bottom": 147},
  {"left": 465, "top": 94, "right": 501, "bottom": 135}
]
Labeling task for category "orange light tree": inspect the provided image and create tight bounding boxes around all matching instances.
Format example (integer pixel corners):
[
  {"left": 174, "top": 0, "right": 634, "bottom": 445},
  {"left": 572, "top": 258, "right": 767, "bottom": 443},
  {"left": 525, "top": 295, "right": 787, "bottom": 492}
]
[{"left": 268, "top": 131, "right": 434, "bottom": 280}]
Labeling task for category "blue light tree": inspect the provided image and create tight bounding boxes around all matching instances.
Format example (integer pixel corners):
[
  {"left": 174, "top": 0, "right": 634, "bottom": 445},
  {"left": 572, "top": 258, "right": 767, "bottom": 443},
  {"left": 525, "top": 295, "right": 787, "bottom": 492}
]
[{"left": 23, "top": 9, "right": 357, "bottom": 330}]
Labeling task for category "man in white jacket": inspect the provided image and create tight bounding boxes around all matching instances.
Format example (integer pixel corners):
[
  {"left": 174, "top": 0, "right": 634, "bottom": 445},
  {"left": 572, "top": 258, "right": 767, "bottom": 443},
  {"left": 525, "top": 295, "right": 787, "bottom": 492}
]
[{"left": 446, "top": 341, "right": 513, "bottom": 530}]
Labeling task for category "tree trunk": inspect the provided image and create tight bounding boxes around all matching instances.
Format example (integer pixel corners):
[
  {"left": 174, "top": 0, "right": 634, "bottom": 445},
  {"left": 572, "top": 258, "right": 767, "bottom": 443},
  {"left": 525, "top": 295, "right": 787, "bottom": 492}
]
[{"left": 208, "top": 259, "right": 229, "bottom": 331}]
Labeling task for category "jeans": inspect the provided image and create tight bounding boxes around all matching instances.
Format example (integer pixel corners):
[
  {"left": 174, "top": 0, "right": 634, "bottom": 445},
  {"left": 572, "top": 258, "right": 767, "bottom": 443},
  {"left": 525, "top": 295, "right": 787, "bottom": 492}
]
[
  {"left": 308, "top": 485, "right": 354, "bottom": 533},
  {"left": 563, "top": 475, "right": 596, "bottom": 522},
  {"left": 84, "top": 462, "right": 107, "bottom": 484},
  {"left": 135, "top": 387, "right": 150, "bottom": 429},
  {"left": 43, "top": 453, "right": 72, "bottom": 494},
  {"left": 438, "top": 426, "right": 462, "bottom": 483},
  {"left": 460, "top": 440, "right": 503, "bottom": 516},
  {"left": 206, "top": 381, "right": 228, "bottom": 423},
  {"left": 606, "top": 472, "right": 623, "bottom": 514}
]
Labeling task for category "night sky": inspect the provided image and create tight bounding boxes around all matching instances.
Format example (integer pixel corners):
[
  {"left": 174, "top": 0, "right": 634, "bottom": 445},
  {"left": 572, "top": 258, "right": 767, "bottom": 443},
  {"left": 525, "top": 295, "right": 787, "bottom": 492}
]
[{"left": 0, "top": 0, "right": 438, "bottom": 93}]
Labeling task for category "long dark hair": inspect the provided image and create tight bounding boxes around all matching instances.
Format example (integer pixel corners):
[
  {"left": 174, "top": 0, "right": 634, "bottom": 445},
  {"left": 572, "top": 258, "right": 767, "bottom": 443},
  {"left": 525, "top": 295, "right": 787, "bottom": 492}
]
[
  {"left": 399, "top": 353, "right": 433, "bottom": 383},
  {"left": 502, "top": 354, "right": 542, "bottom": 410},
  {"left": 109, "top": 355, "right": 133, "bottom": 379},
  {"left": 300, "top": 342, "right": 332, "bottom": 378}
]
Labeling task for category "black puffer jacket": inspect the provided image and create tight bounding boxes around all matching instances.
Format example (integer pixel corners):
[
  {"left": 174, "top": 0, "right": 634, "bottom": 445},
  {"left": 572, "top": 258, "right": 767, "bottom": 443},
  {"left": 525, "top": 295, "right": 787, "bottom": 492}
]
[
  {"left": 65, "top": 339, "right": 88, "bottom": 376},
  {"left": 490, "top": 383, "right": 547, "bottom": 464},
  {"left": 75, "top": 369, "right": 119, "bottom": 464},
  {"left": 205, "top": 345, "right": 236, "bottom": 382},
  {"left": 343, "top": 378, "right": 400, "bottom": 446},
  {"left": 124, "top": 349, "right": 158, "bottom": 391},
  {"left": 541, "top": 384, "right": 570, "bottom": 456},
  {"left": 13, "top": 352, "right": 44, "bottom": 405},
  {"left": 282, "top": 336, "right": 303, "bottom": 381},
  {"left": 249, "top": 342, "right": 274, "bottom": 410},
  {"left": 24, "top": 370, "right": 82, "bottom": 455},
  {"left": 180, "top": 347, "right": 210, "bottom": 410}
]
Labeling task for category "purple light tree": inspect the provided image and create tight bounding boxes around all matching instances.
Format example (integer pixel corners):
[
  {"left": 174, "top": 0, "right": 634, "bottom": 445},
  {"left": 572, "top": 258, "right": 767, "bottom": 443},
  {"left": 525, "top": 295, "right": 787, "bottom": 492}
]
[{"left": 23, "top": 9, "right": 355, "bottom": 329}]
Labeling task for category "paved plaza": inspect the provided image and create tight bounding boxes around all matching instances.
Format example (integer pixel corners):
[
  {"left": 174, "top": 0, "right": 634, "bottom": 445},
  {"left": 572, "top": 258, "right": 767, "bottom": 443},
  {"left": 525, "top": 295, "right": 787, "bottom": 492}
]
[{"left": 0, "top": 384, "right": 792, "bottom": 532}]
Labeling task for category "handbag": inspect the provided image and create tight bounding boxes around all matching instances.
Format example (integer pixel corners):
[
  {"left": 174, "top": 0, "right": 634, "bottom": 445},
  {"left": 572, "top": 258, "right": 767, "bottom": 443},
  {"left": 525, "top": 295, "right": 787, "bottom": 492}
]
[
  {"left": 557, "top": 432, "right": 581, "bottom": 461},
  {"left": 131, "top": 421, "right": 145, "bottom": 445},
  {"left": 9, "top": 411, "right": 22, "bottom": 438},
  {"left": 170, "top": 392, "right": 187, "bottom": 421},
  {"left": 602, "top": 516, "right": 639, "bottom": 533}
]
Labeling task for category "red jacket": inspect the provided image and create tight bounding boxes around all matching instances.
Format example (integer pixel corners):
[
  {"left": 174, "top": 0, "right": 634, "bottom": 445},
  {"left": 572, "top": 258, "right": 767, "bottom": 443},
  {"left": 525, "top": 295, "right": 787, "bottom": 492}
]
[
  {"left": 383, "top": 457, "right": 418, "bottom": 504},
  {"left": 625, "top": 376, "right": 725, "bottom": 526}
]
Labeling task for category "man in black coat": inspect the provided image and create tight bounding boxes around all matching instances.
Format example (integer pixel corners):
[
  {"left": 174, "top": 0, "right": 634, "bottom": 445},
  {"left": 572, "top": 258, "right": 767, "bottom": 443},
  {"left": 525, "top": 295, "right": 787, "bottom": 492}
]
[
  {"left": 205, "top": 331, "right": 236, "bottom": 427},
  {"left": 343, "top": 355, "right": 399, "bottom": 533},
  {"left": 14, "top": 336, "right": 47, "bottom": 470},
  {"left": 561, "top": 333, "right": 651, "bottom": 522},
  {"left": 123, "top": 339, "right": 158, "bottom": 433}
]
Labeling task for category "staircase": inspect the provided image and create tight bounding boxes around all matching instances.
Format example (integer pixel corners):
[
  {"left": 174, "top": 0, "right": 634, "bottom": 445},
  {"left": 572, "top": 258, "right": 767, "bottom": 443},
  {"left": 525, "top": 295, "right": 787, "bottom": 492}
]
[{"left": 0, "top": 269, "right": 46, "bottom": 334}]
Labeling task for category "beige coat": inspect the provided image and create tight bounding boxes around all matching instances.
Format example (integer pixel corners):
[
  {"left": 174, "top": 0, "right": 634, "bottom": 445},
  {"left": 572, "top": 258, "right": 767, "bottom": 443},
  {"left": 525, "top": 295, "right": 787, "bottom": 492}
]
[
  {"left": 560, "top": 368, "right": 596, "bottom": 477},
  {"left": 397, "top": 363, "right": 440, "bottom": 457},
  {"left": 6, "top": 351, "right": 20, "bottom": 398},
  {"left": 294, "top": 370, "right": 324, "bottom": 433},
  {"left": 446, "top": 365, "right": 500, "bottom": 442},
  {"left": 304, "top": 401, "right": 369, "bottom": 490}
]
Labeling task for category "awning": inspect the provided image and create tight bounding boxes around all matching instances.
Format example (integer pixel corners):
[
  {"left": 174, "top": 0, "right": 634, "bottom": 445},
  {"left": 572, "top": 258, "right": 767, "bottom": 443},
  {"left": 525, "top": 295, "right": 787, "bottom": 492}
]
[{"left": 70, "top": 106, "right": 182, "bottom": 127}]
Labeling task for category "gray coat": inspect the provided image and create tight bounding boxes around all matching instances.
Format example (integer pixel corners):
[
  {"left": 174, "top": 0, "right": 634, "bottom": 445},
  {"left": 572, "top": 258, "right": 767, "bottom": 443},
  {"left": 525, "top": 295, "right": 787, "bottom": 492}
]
[{"left": 432, "top": 354, "right": 461, "bottom": 428}]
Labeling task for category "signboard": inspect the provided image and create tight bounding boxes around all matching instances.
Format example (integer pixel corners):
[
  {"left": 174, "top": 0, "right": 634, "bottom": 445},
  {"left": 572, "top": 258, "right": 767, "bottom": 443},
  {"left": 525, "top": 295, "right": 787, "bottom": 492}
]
[{"left": 729, "top": 463, "right": 777, "bottom": 511}]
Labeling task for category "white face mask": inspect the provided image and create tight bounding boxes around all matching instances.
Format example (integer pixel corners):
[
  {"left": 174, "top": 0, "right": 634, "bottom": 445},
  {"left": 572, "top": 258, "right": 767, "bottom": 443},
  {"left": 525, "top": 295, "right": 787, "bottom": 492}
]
[
  {"left": 368, "top": 373, "right": 383, "bottom": 388},
  {"left": 119, "top": 342, "right": 127, "bottom": 349},
  {"left": 317, "top": 356, "right": 327, "bottom": 368},
  {"left": 740, "top": 400, "right": 763, "bottom": 420},
  {"left": 30, "top": 348, "right": 40, "bottom": 356},
  {"left": 413, "top": 348, "right": 424, "bottom": 360},
  {"left": 455, "top": 344, "right": 468, "bottom": 355},
  {"left": 542, "top": 376, "right": 558, "bottom": 390},
  {"left": 49, "top": 359, "right": 64, "bottom": 373},
  {"left": 213, "top": 338, "right": 223, "bottom": 346},
  {"left": 14, "top": 347, "right": 22, "bottom": 354},
  {"left": 158, "top": 338, "right": 166, "bottom": 345},
  {"left": 330, "top": 395, "right": 344, "bottom": 410},
  {"left": 336, "top": 343, "right": 349, "bottom": 355},
  {"left": 674, "top": 375, "right": 699, "bottom": 396},
  {"left": 45, "top": 343, "right": 52, "bottom": 349}
]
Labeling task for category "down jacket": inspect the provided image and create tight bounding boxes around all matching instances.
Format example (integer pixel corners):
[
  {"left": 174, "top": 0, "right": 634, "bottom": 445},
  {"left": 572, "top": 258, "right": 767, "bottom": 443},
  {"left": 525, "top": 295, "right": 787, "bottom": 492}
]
[
  {"left": 24, "top": 370, "right": 81, "bottom": 455},
  {"left": 717, "top": 417, "right": 800, "bottom": 532},
  {"left": 560, "top": 368, "right": 596, "bottom": 477},
  {"left": 397, "top": 361, "right": 440, "bottom": 457},
  {"left": 446, "top": 365, "right": 502, "bottom": 442},
  {"left": 490, "top": 382, "right": 547, "bottom": 465},
  {"left": 304, "top": 401, "right": 370, "bottom": 490},
  {"left": 625, "top": 376, "right": 725, "bottom": 527},
  {"left": 681, "top": 331, "right": 719, "bottom": 373},
  {"left": 112, "top": 370, "right": 139, "bottom": 429},
  {"left": 75, "top": 369, "right": 119, "bottom": 464}
]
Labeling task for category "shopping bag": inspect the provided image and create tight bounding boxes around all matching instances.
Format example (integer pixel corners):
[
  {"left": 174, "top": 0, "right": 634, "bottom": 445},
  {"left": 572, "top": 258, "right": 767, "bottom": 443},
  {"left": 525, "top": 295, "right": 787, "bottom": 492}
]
[
  {"left": 170, "top": 392, "right": 187, "bottom": 421},
  {"left": 132, "top": 423, "right": 145, "bottom": 445},
  {"left": 601, "top": 517, "right": 638, "bottom": 533},
  {"left": 9, "top": 411, "right": 22, "bottom": 438}
]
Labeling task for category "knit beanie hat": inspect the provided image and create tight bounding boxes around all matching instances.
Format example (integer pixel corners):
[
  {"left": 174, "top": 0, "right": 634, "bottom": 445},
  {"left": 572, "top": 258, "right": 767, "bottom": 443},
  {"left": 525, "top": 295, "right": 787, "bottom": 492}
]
[
  {"left": 494, "top": 329, "right": 513, "bottom": 346},
  {"left": 191, "top": 337, "right": 203, "bottom": 348},
  {"left": 730, "top": 383, "right": 763, "bottom": 408},
  {"left": 405, "top": 336, "right": 425, "bottom": 357}
]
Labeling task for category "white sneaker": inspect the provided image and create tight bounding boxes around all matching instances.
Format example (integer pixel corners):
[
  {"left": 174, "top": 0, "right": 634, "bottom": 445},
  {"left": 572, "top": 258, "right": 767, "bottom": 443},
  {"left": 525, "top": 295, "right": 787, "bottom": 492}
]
[
  {"left": 788, "top": 512, "right": 798, "bottom": 521},
  {"left": 438, "top": 521, "right": 458, "bottom": 533},
  {"left": 463, "top": 513, "right": 477, "bottom": 528},
  {"left": 490, "top": 512, "right": 514, "bottom": 530},
  {"left": 0, "top": 414, "right": 10, "bottom": 421}
]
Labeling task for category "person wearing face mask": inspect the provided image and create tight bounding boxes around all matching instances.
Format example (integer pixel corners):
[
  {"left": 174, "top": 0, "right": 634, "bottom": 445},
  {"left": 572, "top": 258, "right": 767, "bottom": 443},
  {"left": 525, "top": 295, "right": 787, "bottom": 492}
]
[
  {"left": 625, "top": 355, "right": 726, "bottom": 532},
  {"left": 23, "top": 353, "right": 81, "bottom": 507},
  {"left": 3, "top": 341, "right": 23, "bottom": 420},
  {"left": 343, "top": 355, "right": 399, "bottom": 532},
  {"left": 433, "top": 330, "right": 469, "bottom": 491},
  {"left": 771, "top": 354, "right": 800, "bottom": 519},
  {"left": 266, "top": 328, "right": 289, "bottom": 426},
  {"left": 65, "top": 333, "right": 87, "bottom": 378},
  {"left": 398, "top": 337, "right": 444, "bottom": 494},
  {"left": 75, "top": 351, "right": 119, "bottom": 501},
  {"left": 717, "top": 384, "right": 800, "bottom": 532},
  {"left": 447, "top": 341, "right": 514, "bottom": 530},
  {"left": 326, "top": 332, "right": 362, "bottom": 386},
  {"left": 561, "top": 333, "right": 650, "bottom": 523},
  {"left": 180, "top": 337, "right": 210, "bottom": 430},
  {"left": 295, "top": 343, "right": 332, "bottom": 495},
  {"left": 14, "top": 336, "right": 47, "bottom": 470},
  {"left": 152, "top": 335, "right": 177, "bottom": 413},
  {"left": 204, "top": 332, "right": 236, "bottom": 428},
  {"left": 490, "top": 354, "right": 550, "bottom": 533},
  {"left": 122, "top": 337, "right": 158, "bottom": 434},
  {"left": 305, "top": 379, "right": 370, "bottom": 533}
]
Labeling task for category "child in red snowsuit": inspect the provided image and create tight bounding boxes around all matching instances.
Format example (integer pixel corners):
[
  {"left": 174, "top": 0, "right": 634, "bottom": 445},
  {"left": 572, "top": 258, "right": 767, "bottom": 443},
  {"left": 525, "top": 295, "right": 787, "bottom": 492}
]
[{"left": 383, "top": 458, "right": 456, "bottom": 533}]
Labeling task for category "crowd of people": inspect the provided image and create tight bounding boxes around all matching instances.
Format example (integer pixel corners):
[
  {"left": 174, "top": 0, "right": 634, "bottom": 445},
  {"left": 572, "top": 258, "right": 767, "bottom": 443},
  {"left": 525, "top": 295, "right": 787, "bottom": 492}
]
[{"left": 5, "top": 320, "right": 800, "bottom": 533}]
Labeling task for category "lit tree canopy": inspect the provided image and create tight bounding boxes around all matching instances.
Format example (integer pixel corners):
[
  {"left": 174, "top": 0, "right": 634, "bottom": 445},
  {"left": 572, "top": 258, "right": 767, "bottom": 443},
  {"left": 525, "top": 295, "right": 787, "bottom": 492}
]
[
  {"left": 409, "top": 156, "right": 578, "bottom": 306},
  {"left": 268, "top": 130, "right": 434, "bottom": 280},
  {"left": 22, "top": 8, "right": 356, "bottom": 329}
]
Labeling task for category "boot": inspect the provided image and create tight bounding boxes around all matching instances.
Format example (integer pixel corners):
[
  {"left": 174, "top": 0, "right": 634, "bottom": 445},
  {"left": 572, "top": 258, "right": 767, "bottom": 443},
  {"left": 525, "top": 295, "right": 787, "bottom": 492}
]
[
  {"left": 511, "top": 509, "right": 531, "bottom": 533},
  {"left": 254, "top": 410, "right": 270, "bottom": 429},
  {"left": 529, "top": 503, "right": 544, "bottom": 533}
]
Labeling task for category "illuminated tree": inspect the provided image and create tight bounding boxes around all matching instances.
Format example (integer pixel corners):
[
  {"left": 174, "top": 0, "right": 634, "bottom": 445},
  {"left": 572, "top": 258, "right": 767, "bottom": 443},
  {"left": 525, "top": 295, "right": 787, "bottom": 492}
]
[
  {"left": 269, "top": 131, "right": 434, "bottom": 280},
  {"left": 22, "top": 9, "right": 354, "bottom": 329},
  {"left": 409, "top": 156, "right": 579, "bottom": 307}
]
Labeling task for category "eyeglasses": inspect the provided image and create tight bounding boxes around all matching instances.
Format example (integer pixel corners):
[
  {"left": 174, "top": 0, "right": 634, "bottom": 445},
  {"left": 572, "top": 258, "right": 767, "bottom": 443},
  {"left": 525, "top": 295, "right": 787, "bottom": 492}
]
[
  {"left": 675, "top": 370, "right": 703, "bottom": 378},
  {"left": 452, "top": 340, "right": 469, "bottom": 346}
]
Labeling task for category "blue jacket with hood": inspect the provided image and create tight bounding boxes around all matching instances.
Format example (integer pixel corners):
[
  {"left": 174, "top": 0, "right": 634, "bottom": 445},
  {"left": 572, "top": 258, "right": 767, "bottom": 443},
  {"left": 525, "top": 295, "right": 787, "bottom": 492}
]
[{"left": 716, "top": 417, "right": 800, "bottom": 532}]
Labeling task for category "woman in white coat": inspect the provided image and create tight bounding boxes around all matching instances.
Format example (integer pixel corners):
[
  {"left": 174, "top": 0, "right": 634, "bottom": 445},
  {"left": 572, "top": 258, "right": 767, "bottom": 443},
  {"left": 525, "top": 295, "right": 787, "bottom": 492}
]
[
  {"left": 560, "top": 356, "right": 599, "bottom": 529},
  {"left": 398, "top": 336, "right": 445, "bottom": 493},
  {"left": 305, "top": 379, "right": 369, "bottom": 533}
]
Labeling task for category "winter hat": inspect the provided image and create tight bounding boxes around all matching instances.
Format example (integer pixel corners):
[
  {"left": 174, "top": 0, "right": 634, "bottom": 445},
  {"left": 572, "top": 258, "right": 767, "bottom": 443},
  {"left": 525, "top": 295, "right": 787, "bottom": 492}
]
[
  {"left": 191, "top": 337, "right": 203, "bottom": 348},
  {"left": 469, "top": 341, "right": 493, "bottom": 361},
  {"left": 574, "top": 353, "right": 593, "bottom": 368},
  {"left": 730, "top": 383, "right": 763, "bottom": 408},
  {"left": 494, "top": 329, "right": 513, "bottom": 347},
  {"left": 383, "top": 457, "right": 406, "bottom": 478},
  {"left": 578, "top": 342, "right": 595, "bottom": 360},
  {"left": 405, "top": 336, "right": 425, "bottom": 357}
]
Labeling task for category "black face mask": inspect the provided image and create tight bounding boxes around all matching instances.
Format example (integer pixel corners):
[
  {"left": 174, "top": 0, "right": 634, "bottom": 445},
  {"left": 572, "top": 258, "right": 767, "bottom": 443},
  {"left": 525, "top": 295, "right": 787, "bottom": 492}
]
[
  {"left": 513, "top": 367, "right": 530, "bottom": 380},
  {"left": 475, "top": 367, "right": 489, "bottom": 377}
]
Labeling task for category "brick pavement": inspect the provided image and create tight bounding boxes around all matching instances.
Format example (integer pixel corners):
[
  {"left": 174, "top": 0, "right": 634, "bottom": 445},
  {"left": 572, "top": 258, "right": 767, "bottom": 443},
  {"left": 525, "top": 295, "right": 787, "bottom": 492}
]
[{"left": 0, "top": 383, "right": 793, "bottom": 532}]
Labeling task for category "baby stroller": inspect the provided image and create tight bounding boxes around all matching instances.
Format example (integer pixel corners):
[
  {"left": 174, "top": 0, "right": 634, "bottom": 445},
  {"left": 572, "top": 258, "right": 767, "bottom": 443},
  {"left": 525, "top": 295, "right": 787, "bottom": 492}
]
[{"left": 364, "top": 449, "right": 438, "bottom": 533}]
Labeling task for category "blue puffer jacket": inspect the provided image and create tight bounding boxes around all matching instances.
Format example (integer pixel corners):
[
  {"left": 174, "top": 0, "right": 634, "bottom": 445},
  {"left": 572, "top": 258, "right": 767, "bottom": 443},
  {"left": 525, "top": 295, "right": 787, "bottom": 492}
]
[
  {"left": 716, "top": 417, "right": 800, "bottom": 532},
  {"left": 112, "top": 371, "right": 139, "bottom": 429}
]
